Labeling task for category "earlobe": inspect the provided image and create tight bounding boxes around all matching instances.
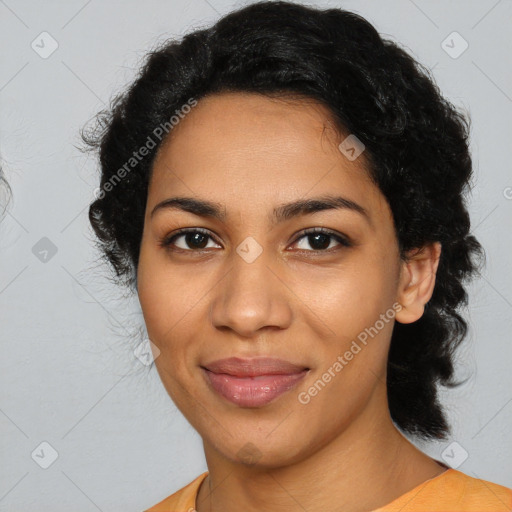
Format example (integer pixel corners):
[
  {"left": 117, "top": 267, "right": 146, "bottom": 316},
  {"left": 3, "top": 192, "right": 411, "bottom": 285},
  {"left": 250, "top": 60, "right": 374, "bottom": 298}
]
[{"left": 395, "top": 242, "right": 442, "bottom": 324}]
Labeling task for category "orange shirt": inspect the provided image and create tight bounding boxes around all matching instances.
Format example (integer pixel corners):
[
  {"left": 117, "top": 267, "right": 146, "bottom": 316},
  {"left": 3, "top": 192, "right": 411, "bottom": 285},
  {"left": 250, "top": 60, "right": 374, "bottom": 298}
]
[{"left": 145, "top": 469, "right": 512, "bottom": 511}]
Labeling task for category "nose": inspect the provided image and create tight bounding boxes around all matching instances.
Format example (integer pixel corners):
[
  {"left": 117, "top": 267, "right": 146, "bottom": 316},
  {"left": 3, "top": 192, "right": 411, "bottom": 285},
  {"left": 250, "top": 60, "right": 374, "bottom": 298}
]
[{"left": 209, "top": 246, "right": 293, "bottom": 338}]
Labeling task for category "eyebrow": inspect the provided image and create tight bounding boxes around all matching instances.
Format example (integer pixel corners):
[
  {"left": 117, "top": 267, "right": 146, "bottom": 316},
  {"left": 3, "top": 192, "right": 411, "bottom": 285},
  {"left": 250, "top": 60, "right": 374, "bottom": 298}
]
[{"left": 150, "top": 195, "right": 371, "bottom": 225}]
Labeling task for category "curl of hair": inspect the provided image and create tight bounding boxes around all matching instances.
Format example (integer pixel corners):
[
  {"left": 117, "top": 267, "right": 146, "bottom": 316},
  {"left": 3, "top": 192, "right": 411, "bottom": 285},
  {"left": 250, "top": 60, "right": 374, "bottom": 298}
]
[
  {"left": 82, "top": 0, "right": 485, "bottom": 440},
  {"left": 0, "top": 164, "right": 12, "bottom": 220}
]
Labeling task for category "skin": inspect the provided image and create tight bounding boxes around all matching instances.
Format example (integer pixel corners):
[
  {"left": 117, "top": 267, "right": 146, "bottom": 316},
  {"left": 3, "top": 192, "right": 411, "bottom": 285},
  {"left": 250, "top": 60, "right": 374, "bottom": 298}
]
[{"left": 137, "top": 91, "right": 445, "bottom": 512}]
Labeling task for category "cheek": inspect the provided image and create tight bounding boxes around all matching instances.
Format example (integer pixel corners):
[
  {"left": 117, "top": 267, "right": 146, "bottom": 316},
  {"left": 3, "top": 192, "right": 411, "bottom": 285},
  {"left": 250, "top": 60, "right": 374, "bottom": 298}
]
[
  {"left": 138, "top": 277, "right": 193, "bottom": 369},
  {"left": 137, "top": 247, "right": 197, "bottom": 340},
  {"left": 137, "top": 266, "right": 168, "bottom": 339},
  {"left": 137, "top": 248, "right": 208, "bottom": 379},
  {"left": 288, "top": 255, "right": 397, "bottom": 335},
  {"left": 138, "top": 265, "right": 201, "bottom": 407},
  {"left": 287, "top": 253, "right": 399, "bottom": 395}
]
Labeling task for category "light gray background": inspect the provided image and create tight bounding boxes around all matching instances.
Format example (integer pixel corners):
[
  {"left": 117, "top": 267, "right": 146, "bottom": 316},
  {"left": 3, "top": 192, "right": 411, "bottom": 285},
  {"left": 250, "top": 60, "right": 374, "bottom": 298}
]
[{"left": 1, "top": 0, "right": 511, "bottom": 510}]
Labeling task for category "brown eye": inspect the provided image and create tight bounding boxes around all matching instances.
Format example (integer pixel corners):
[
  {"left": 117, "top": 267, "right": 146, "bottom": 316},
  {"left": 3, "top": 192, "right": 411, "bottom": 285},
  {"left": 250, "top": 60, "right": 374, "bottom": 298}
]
[
  {"left": 160, "top": 228, "right": 221, "bottom": 251},
  {"left": 292, "top": 228, "right": 352, "bottom": 252}
]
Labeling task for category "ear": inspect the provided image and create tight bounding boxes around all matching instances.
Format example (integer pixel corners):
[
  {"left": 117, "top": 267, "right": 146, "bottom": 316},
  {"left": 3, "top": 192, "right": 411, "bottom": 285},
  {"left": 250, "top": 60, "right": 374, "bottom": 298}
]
[{"left": 395, "top": 241, "right": 442, "bottom": 324}]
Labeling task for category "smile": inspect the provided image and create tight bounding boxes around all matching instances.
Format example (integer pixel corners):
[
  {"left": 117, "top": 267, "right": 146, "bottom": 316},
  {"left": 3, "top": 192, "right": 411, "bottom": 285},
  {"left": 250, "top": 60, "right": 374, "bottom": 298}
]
[
  {"left": 200, "top": 357, "right": 310, "bottom": 407},
  {"left": 201, "top": 368, "right": 309, "bottom": 407}
]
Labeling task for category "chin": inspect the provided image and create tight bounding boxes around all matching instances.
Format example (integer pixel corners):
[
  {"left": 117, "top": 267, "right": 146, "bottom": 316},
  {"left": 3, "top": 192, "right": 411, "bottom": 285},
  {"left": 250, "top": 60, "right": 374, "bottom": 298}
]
[{"left": 205, "top": 430, "right": 313, "bottom": 470}]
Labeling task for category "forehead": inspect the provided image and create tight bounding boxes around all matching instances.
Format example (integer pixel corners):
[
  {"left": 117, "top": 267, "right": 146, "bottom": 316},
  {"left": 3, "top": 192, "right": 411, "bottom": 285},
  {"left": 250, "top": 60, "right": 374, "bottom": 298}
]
[
  {"left": 149, "top": 91, "right": 389, "bottom": 224},
  {"left": 160, "top": 91, "right": 349, "bottom": 160}
]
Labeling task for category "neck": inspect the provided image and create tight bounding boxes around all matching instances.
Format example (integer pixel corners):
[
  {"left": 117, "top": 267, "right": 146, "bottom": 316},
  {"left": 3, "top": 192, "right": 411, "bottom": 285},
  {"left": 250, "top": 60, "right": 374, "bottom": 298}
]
[{"left": 195, "top": 387, "right": 446, "bottom": 512}]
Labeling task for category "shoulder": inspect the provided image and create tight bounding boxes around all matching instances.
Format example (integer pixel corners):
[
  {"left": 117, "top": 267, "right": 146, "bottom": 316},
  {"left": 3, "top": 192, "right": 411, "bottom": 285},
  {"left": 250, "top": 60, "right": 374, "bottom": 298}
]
[
  {"left": 144, "top": 471, "right": 209, "bottom": 512},
  {"left": 447, "top": 470, "right": 512, "bottom": 511},
  {"left": 143, "top": 469, "right": 512, "bottom": 512},
  {"left": 380, "top": 468, "right": 512, "bottom": 512}
]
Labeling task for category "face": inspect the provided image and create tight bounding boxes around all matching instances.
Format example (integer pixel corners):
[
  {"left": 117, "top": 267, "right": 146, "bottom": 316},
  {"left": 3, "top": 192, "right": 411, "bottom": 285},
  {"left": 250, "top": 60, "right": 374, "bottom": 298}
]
[{"left": 137, "top": 92, "right": 405, "bottom": 468}]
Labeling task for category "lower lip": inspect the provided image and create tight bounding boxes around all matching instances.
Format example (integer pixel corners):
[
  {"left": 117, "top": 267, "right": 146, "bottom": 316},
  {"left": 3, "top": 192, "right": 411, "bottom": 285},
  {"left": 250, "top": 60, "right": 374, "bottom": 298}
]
[{"left": 201, "top": 368, "right": 308, "bottom": 407}]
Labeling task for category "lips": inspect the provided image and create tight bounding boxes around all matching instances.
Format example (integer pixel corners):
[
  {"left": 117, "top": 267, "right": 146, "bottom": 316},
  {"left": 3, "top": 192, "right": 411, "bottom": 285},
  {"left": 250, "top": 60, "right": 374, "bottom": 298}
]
[
  {"left": 202, "top": 357, "right": 308, "bottom": 377},
  {"left": 201, "top": 357, "right": 309, "bottom": 407}
]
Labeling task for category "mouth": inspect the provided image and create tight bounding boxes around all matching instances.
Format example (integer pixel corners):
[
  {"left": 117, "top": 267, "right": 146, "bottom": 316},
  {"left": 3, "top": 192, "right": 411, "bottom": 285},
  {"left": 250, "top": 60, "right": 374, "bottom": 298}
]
[{"left": 201, "top": 357, "right": 310, "bottom": 407}]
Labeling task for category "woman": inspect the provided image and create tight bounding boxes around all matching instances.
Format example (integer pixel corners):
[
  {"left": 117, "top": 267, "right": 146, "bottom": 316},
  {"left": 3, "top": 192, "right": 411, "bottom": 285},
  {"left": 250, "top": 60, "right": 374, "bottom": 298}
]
[{"left": 83, "top": 1, "right": 512, "bottom": 510}]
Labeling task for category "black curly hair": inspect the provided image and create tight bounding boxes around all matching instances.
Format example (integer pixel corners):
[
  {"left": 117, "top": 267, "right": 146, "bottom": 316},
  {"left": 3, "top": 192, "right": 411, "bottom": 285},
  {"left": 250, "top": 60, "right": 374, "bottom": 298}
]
[{"left": 82, "top": 0, "right": 485, "bottom": 441}]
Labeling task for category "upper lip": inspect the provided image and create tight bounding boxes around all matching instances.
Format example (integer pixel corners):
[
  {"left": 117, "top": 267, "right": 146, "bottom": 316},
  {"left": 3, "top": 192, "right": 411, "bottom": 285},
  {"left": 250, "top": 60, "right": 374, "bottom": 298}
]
[{"left": 202, "top": 357, "right": 309, "bottom": 377}]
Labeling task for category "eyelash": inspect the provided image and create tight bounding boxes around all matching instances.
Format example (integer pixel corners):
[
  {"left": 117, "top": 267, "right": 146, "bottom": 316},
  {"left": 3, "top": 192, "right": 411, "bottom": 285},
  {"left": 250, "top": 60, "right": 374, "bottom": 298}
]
[{"left": 159, "top": 227, "right": 352, "bottom": 253}]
